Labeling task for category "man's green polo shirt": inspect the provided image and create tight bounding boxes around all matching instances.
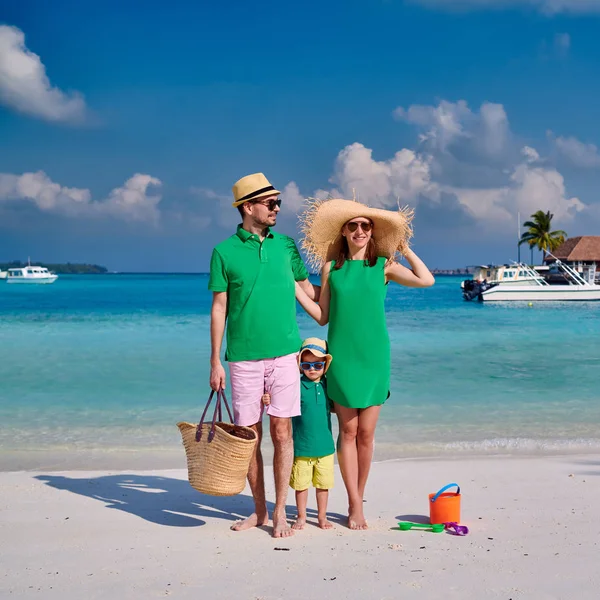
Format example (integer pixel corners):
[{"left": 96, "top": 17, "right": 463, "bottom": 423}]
[
  {"left": 292, "top": 376, "right": 335, "bottom": 458},
  {"left": 208, "top": 225, "right": 309, "bottom": 362}
]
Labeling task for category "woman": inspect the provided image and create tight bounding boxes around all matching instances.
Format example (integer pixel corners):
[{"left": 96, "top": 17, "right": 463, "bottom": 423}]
[{"left": 295, "top": 198, "right": 434, "bottom": 530}]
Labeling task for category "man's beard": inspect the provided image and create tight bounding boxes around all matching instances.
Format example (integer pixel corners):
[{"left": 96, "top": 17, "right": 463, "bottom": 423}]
[{"left": 254, "top": 215, "right": 276, "bottom": 228}]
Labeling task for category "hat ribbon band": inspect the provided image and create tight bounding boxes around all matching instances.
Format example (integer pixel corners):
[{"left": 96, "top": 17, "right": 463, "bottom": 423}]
[
  {"left": 238, "top": 185, "right": 276, "bottom": 202},
  {"left": 302, "top": 343, "right": 327, "bottom": 354}
]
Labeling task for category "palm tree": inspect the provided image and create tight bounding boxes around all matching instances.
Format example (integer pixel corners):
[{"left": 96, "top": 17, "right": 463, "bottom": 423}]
[{"left": 519, "top": 210, "right": 567, "bottom": 263}]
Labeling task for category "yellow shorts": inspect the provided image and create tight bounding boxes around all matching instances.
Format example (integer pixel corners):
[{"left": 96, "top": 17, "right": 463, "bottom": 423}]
[{"left": 289, "top": 454, "right": 335, "bottom": 490}]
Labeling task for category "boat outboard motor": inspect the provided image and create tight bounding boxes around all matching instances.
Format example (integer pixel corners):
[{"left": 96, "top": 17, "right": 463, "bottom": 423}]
[{"left": 462, "top": 279, "right": 493, "bottom": 301}]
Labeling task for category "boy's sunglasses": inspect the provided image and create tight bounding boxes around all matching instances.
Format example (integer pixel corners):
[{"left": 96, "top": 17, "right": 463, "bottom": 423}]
[
  {"left": 300, "top": 361, "right": 326, "bottom": 371},
  {"left": 346, "top": 221, "right": 373, "bottom": 233},
  {"left": 250, "top": 198, "right": 282, "bottom": 211}
]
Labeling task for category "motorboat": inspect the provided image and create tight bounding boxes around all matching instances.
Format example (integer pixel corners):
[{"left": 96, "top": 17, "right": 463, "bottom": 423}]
[
  {"left": 462, "top": 257, "right": 600, "bottom": 302},
  {"left": 6, "top": 265, "right": 58, "bottom": 284}
]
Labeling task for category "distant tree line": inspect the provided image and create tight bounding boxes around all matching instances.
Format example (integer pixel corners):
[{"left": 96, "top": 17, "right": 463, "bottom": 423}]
[{"left": 0, "top": 261, "right": 108, "bottom": 274}]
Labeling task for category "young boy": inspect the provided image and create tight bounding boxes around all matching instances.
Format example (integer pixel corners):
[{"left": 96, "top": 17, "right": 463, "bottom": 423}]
[{"left": 263, "top": 337, "right": 335, "bottom": 530}]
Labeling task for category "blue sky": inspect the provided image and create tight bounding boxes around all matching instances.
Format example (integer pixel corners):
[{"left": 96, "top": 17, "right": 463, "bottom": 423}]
[{"left": 2, "top": 0, "right": 600, "bottom": 271}]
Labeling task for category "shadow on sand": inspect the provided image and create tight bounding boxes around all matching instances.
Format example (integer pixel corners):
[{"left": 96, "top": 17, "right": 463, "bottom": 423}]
[
  {"left": 571, "top": 459, "right": 600, "bottom": 477},
  {"left": 395, "top": 514, "right": 430, "bottom": 524},
  {"left": 35, "top": 473, "right": 347, "bottom": 530}
]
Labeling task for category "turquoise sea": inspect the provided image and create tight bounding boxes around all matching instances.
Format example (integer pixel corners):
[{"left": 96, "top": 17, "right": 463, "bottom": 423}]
[{"left": 1, "top": 274, "right": 599, "bottom": 470}]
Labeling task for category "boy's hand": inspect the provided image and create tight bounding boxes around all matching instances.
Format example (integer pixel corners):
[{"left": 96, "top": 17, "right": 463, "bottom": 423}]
[{"left": 261, "top": 393, "right": 271, "bottom": 406}]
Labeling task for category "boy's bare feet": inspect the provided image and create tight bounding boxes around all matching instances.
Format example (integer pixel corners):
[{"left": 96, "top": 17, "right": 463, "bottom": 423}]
[
  {"left": 292, "top": 517, "right": 306, "bottom": 530},
  {"left": 230, "top": 511, "right": 269, "bottom": 532},
  {"left": 272, "top": 512, "right": 294, "bottom": 538},
  {"left": 318, "top": 517, "right": 334, "bottom": 529}
]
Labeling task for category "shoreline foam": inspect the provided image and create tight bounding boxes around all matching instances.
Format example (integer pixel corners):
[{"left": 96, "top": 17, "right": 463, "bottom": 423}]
[{"left": 4, "top": 437, "right": 600, "bottom": 472}]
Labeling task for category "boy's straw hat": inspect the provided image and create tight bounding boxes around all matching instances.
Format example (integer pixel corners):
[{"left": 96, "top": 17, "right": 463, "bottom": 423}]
[
  {"left": 298, "top": 337, "right": 332, "bottom": 373},
  {"left": 232, "top": 173, "right": 281, "bottom": 208},
  {"left": 299, "top": 198, "right": 414, "bottom": 271}
]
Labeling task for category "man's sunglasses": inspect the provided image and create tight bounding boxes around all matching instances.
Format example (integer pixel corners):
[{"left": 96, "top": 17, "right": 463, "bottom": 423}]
[
  {"left": 346, "top": 221, "right": 373, "bottom": 233},
  {"left": 300, "top": 361, "right": 326, "bottom": 371},
  {"left": 250, "top": 198, "right": 282, "bottom": 211}
]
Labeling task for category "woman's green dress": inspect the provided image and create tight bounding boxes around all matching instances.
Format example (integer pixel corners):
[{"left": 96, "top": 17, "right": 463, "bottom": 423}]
[{"left": 327, "top": 256, "right": 390, "bottom": 409}]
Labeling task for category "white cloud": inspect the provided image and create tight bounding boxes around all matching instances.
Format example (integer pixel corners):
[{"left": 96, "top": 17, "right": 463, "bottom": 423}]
[
  {"left": 409, "top": 0, "right": 600, "bottom": 15},
  {"left": 394, "top": 100, "right": 470, "bottom": 152},
  {"left": 551, "top": 134, "right": 600, "bottom": 168},
  {"left": 522, "top": 146, "right": 541, "bottom": 163},
  {"left": 277, "top": 100, "right": 590, "bottom": 237},
  {"left": 479, "top": 103, "right": 510, "bottom": 157},
  {"left": 0, "top": 171, "right": 90, "bottom": 214},
  {"left": 270, "top": 96, "right": 587, "bottom": 236},
  {"left": 510, "top": 156, "right": 585, "bottom": 219},
  {"left": 280, "top": 181, "right": 306, "bottom": 214},
  {"left": 449, "top": 146, "right": 585, "bottom": 225},
  {"left": 0, "top": 171, "right": 162, "bottom": 222},
  {"left": 394, "top": 100, "right": 510, "bottom": 158},
  {"left": 0, "top": 25, "right": 86, "bottom": 123},
  {"left": 303, "top": 99, "right": 588, "bottom": 234},
  {"left": 102, "top": 175, "right": 162, "bottom": 223},
  {"left": 328, "top": 142, "right": 435, "bottom": 207}
]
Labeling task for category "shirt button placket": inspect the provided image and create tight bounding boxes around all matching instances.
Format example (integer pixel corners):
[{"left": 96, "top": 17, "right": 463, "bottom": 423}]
[{"left": 260, "top": 239, "right": 268, "bottom": 264}]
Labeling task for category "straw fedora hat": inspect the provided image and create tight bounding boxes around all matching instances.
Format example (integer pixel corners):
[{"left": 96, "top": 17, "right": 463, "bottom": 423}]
[
  {"left": 232, "top": 173, "right": 281, "bottom": 208},
  {"left": 299, "top": 198, "right": 414, "bottom": 271},
  {"left": 298, "top": 337, "right": 333, "bottom": 373}
]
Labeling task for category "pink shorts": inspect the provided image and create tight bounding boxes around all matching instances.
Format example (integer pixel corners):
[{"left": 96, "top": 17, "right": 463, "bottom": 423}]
[{"left": 229, "top": 353, "right": 301, "bottom": 426}]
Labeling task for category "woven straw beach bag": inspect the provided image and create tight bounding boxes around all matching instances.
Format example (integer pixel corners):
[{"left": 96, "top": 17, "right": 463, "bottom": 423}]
[{"left": 177, "top": 389, "right": 257, "bottom": 496}]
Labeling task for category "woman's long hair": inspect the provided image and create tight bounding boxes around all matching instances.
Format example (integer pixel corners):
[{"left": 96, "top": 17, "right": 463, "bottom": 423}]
[{"left": 333, "top": 234, "right": 377, "bottom": 270}]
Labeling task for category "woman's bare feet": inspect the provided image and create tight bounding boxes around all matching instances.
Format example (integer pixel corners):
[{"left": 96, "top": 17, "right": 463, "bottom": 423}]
[
  {"left": 230, "top": 511, "right": 269, "bottom": 532},
  {"left": 347, "top": 506, "right": 368, "bottom": 530},
  {"left": 272, "top": 511, "right": 294, "bottom": 538},
  {"left": 291, "top": 516, "right": 306, "bottom": 530},
  {"left": 318, "top": 517, "right": 334, "bottom": 530}
]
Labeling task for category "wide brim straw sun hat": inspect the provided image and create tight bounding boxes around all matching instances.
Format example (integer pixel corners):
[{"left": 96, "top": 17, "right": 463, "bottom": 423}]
[{"left": 299, "top": 198, "right": 414, "bottom": 271}]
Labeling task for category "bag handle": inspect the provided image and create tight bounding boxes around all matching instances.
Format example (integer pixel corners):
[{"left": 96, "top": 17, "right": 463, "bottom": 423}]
[
  {"left": 431, "top": 483, "right": 460, "bottom": 503},
  {"left": 219, "top": 388, "right": 234, "bottom": 422},
  {"left": 195, "top": 388, "right": 235, "bottom": 443}
]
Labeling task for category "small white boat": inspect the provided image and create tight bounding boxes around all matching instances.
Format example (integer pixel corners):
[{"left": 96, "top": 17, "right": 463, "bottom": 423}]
[
  {"left": 0, "top": 270, "right": 7, "bottom": 280},
  {"left": 6, "top": 265, "right": 58, "bottom": 284},
  {"left": 462, "top": 257, "right": 600, "bottom": 302},
  {"left": 462, "top": 264, "right": 545, "bottom": 288}
]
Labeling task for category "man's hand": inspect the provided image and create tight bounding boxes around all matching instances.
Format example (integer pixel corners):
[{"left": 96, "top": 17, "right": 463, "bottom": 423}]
[{"left": 210, "top": 361, "right": 227, "bottom": 391}]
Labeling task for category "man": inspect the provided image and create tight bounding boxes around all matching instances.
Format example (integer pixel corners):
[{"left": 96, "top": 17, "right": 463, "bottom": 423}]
[{"left": 208, "top": 172, "right": 319, "bottom": 538}]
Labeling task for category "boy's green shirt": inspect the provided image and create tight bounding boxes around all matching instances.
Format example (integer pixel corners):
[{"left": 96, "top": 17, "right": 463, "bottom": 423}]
[{"left": 292, "top": 376, "right": 335, "bottom": 458}]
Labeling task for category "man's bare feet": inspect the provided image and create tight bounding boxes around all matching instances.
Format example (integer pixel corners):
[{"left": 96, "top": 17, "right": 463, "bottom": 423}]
[
  {"left": 230, "top": 511, "right": 269, "bottom": 532},
  {"left": 291, "top": 517, "right": 306, "bottom": 530},
  {"left": 272, "top": 512, "right": 294, "bottom": 538},
  {"left": 318, "top": 517, "right": 334, "bottom": 530},
  {"left": 347, "top": 507, "right": 368, "bottom": 530}
]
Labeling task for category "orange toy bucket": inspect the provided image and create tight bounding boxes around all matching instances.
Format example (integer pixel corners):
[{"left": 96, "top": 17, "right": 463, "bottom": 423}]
[{"left": 429, "top": 483, "right": 461, "bottom": 524}]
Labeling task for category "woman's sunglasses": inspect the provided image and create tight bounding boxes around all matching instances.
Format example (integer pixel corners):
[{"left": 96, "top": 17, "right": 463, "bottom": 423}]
[
  {"left": 300, "top": 361, "right": 326, "bottom": 371},
  {"left": 251, "top": 198, "right": 282, "bottom": 211},
  {"left": 346, "top": 221, "right": 373, "bottom": 233}
]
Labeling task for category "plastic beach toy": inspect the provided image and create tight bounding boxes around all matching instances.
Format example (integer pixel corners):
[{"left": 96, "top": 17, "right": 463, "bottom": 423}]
[
  {"left": 429, "top": 483, "right": 461, "bottom": 524},
  {"left": 444, "top": 522, "right": 469, "bottom": 536},
  {"left": 398, "top": 522, "right": 445, "bottom": 533}
]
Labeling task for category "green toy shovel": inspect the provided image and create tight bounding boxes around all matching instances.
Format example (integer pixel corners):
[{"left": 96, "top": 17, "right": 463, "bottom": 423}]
[{"left": 398, "top": 521, "right": 444, "bottom": 533}]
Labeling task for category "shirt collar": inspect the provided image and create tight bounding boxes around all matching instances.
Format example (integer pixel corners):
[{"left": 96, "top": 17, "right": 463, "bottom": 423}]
[
  {"left": 301, "top": 375, "right": 323, "bottom": 389},
  {"left": 236, "top": 224, "right": 274, "bottom": 242}
]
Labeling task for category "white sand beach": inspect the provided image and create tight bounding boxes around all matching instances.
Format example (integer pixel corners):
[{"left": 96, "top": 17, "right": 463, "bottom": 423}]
[{"left": 2, "top": 455, "right": 600, "bottom": 600}]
